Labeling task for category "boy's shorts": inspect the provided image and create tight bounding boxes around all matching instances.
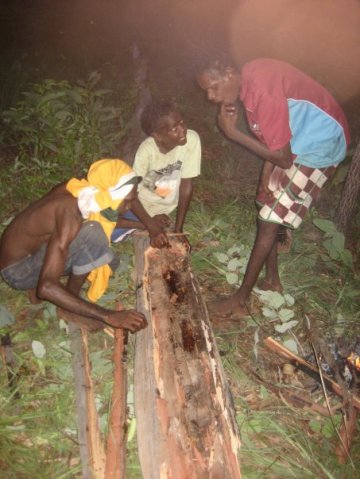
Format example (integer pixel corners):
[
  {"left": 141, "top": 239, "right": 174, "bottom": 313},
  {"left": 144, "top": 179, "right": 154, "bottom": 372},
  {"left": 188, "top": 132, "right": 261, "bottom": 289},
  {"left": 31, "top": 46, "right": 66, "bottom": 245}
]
[
  {"left": 256, "top": 162, "right": 336, "bottom": 229},
  {"left": 0, "top": 221, "right": 114, "bottom": 290}
]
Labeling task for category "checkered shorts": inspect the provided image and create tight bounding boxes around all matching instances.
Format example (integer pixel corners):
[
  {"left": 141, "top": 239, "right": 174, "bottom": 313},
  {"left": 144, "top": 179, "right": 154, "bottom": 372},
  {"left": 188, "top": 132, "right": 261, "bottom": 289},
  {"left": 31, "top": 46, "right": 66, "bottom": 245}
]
[{"left": 256, "top": 163, "right": 336, "bottom": 229}]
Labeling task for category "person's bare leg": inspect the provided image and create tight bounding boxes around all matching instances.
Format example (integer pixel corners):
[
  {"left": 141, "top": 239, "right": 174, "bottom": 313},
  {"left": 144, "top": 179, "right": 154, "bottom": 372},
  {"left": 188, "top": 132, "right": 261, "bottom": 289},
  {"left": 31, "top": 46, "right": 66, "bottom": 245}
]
[
  {"left": 209, "top": 220, "right": 280, "bottom": 317},
  {"left": 257, "top": 237, "right": 283, "bottom": 292},
  {"left": 57, "top": 273, "right": 104, "bottom": 331}
]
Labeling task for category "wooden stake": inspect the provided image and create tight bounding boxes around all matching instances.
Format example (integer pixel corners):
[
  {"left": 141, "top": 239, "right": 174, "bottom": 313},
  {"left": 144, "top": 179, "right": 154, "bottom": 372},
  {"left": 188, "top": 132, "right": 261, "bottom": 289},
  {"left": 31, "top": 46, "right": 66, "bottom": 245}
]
[
  {"left": 105, "top": 303, "right": 128, "bottom": 478},
  {"left": 70, "top": 322, "right": 106, "bottom": 479}
]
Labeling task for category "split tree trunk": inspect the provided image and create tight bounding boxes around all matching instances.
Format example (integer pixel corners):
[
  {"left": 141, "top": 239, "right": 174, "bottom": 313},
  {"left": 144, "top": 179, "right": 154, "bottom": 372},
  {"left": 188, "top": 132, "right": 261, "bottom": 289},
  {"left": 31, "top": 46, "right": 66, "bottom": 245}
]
[{"left": 133, "top": 233, "right": 242, "bottom": 479}]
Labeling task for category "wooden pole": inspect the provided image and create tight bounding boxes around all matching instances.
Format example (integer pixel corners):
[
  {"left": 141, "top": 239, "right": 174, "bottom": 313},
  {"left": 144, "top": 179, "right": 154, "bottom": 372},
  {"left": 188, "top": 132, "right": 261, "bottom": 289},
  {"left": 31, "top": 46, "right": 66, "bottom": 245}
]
[
  {"left": 133, "top": 233, "right": 242, "bottom": 479},
  {"left": 70, "top": 323, "right": 106, "bottom": 479},
  {"left": 104, "top": 303, "right": 128, "bottom": 478}
]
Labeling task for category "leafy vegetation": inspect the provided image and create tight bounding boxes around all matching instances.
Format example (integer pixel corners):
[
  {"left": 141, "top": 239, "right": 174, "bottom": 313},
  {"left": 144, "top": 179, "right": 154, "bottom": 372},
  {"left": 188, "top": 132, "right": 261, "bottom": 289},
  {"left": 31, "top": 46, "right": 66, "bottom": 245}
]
[
  {"left": 0, "top": 70, "right": 359, "bottom": 478},
  {"left": 0, "top": 71, "right": 133, "bottom": 207}
]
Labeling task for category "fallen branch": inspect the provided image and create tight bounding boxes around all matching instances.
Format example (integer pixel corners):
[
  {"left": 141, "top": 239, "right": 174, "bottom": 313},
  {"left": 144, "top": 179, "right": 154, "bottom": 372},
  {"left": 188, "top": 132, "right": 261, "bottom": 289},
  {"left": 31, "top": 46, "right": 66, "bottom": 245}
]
[
  {"left": 335, "top": 404, "right": 358, "bottom": 464},
  {"left": 263, "top": 337, "right": 360, "bottom": 409},
  {"left": 104, "top": 302, "right": 128, "bottom": 479},
  {"left": 70, "top": 322, "right": 106, "bottom": 479}
]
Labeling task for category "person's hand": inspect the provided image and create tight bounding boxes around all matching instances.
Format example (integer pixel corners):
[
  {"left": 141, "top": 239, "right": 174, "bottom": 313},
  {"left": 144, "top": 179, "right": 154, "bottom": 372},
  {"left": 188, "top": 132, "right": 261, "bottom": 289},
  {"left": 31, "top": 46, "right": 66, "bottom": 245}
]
[
  {"left": 147, "top": 218, "right": 170, "bottom": 248},
  {"left": 217, "top": 103, "right": 239, "bottom": 138},
  {"left": 259, "top": 170, "right": 272, "bottom": 196},
  {"left": 153, "top": 214, "right": 171, "bottom": 228},
  {"left": 106, "top": 309, "right": 147, "bottom": 333}
]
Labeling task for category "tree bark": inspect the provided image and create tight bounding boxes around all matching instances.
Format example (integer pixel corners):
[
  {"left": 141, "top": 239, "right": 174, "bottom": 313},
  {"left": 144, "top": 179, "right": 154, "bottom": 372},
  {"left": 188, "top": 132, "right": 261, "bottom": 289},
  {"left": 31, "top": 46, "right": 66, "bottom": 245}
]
[
  {"left": 335, "top": 140, "right": 360, "bottom": 236},
  {"left": 104, "top": 303, "right": 128, "bottom": 479},
  {"left": 133, "top": 233, "right": 242, "bottom": 479}
]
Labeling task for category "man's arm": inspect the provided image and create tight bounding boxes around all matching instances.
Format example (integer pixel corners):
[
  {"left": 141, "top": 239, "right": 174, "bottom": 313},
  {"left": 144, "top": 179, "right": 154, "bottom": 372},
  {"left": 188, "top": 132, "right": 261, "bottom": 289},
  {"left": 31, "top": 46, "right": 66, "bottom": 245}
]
[
  {"left": 37, "top": 214, "right": 146, "bottom": 332},
  {"left": 218, "top": 103, "right": 292, "bottom": 169},
  {"left": 174, "top": 178, "right": 193, "bottom": 233},
  {"left": 130, "top": 196, "right": 170, "bottom": 248}
]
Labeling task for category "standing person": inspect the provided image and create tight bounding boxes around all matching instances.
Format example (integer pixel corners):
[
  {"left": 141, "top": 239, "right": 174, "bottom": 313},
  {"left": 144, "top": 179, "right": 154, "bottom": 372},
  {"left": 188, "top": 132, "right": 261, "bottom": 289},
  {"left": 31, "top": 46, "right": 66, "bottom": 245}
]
[
  {"left": 0, "top": 159, "right": 168, "bottom": 332},
  {"left": 197, "top": 58, "right": 350, "bottom": 317},
  {"left": 111, "top": 100, "right": 201, "bottom": 243}
]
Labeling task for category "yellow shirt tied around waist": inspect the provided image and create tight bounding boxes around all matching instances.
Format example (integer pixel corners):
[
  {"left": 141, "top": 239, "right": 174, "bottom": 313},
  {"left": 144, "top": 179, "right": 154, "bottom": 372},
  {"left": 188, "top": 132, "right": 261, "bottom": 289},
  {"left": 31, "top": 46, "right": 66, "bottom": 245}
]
[{"left": 66, "top": 159, "right": 138, "bottom": 302}]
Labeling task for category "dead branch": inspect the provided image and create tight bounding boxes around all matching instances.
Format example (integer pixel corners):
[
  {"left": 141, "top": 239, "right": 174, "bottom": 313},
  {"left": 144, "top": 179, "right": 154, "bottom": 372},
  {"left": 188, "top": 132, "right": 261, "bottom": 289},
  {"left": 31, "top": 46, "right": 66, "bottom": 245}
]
[
  {"left": 263, "top": 337, "right": 360, "bottom": 409},
  {"left": 104, "top": 302, "right": 128, "bottom": 479},
  {"left": 335, "top": 404, "right": 358, "bottom": 464}
]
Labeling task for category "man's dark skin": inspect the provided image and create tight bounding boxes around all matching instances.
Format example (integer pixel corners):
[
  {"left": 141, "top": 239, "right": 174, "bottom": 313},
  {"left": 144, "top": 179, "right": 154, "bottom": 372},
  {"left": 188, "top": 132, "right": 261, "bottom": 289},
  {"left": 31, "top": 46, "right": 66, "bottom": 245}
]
[
  {"left": 116, "top": 110, "right": 194, "bottom": 242},
  {"left": 0, "top": 182, "right": 167, "bottom": 331},
  {"left": 197, "top": 66, "right": 293, "bottom": 317}
]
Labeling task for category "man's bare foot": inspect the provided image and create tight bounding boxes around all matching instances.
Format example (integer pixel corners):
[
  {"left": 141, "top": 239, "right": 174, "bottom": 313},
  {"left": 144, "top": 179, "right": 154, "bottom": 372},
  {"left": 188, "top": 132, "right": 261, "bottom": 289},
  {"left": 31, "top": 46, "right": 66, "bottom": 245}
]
[
  {"left": 207, "top": 296, "right": 250, "bottom": 319},
  {"left": 257, "top": 278, "right": 283, "bottom": 293},
  {"left": 27, "top": 289, "right": 42, "bottom": 305},
  {"left": 56, "top": 308, "right": 104, "bottom": 332}
]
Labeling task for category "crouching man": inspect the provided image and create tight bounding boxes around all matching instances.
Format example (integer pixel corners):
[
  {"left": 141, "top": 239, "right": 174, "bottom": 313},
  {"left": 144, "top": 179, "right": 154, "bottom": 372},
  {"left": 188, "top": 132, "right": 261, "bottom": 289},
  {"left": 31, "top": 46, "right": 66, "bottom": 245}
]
[{"left": 0, "top": 159, "right": 167, "bottom": 332}]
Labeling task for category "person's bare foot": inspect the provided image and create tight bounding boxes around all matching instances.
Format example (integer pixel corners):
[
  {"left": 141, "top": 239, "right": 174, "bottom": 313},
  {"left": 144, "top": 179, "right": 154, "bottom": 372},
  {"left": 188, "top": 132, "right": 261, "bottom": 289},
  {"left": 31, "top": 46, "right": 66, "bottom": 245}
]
[
  {"left": 56, "top": 308, "right": 104, "bottom": 332},
  {"left": 207, "top": 296, "right": 250, "bottom": 319},
  {"left": 27, "top": 289, "right": 42, "bottom": 304},
  {"left": 257, "top": 278, "right": 283, "bottom": 293}
]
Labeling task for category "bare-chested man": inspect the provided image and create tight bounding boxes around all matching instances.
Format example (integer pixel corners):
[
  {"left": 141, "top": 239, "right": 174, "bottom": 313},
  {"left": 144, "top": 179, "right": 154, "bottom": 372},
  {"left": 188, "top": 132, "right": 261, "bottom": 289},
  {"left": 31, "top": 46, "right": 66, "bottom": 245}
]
[{"left": 0, "top": 158, "right": 168, "bottom": 332}]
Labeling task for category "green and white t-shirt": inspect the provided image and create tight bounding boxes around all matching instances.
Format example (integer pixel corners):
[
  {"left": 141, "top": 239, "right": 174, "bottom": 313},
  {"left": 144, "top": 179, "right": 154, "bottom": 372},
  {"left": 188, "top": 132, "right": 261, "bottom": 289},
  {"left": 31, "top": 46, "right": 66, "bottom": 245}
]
[{"left": 133, "top": 129, "right": 201, "bottom": 217}]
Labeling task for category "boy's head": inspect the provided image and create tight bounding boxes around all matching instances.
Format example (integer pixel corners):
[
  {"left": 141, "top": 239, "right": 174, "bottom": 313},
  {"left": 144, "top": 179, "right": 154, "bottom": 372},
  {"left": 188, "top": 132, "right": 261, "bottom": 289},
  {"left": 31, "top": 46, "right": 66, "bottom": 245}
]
[
  {"left": 197, "top": 60, "right": 241, "bottom": 104},
  {"left": 141, "top": 100, "right": 187, "bottom": 153}
]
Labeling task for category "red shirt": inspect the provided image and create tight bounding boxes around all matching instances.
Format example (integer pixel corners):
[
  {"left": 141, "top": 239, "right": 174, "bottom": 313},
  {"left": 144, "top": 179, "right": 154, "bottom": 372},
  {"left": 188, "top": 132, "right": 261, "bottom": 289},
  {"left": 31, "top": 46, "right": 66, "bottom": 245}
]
[{"left": 239, "top": 59, "right": 350, "bottom": 152}]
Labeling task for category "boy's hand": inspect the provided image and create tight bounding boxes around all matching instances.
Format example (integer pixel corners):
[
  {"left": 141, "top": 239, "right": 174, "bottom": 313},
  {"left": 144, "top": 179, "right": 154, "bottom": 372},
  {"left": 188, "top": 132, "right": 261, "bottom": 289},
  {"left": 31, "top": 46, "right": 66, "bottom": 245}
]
[
  {"left": 217, "top": 103, "right": 239, "bottom": 138},
  {"left": 153, "top": 214, "right": 171, "bottom": 228}
]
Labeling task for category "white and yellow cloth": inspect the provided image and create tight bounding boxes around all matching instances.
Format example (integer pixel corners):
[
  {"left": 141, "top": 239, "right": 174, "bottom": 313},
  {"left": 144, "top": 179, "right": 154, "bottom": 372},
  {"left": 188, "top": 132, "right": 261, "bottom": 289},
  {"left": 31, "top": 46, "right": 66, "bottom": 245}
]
[{"left": 66, "top": 159, "right": 137, "bottom": 302}]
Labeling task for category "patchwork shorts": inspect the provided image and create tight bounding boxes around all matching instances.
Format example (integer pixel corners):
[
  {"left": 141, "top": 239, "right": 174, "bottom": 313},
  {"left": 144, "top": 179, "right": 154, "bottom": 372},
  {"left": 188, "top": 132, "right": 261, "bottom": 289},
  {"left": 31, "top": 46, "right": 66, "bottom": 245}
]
[
  {"left": 256, "top": 163, "right": 336, "bottom": 229},
  {"left": 1, "top": 221, "right": 114, "bottom": 290}
]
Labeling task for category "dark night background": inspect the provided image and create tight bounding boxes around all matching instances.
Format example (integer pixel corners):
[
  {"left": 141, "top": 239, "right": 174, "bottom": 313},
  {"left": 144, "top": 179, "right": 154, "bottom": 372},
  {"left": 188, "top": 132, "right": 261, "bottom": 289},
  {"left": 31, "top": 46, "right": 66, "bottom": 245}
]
[{"left": 1, "top": 0, "right": 360, "bottom": 128}]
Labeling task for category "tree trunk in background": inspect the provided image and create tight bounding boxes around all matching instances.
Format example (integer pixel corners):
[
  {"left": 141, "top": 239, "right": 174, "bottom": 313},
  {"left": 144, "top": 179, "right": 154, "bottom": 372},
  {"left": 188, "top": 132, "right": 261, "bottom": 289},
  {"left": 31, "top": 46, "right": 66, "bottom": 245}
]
[
  {"left": 120, "top": 44, "right": 151, "bottom": 165},
  {"left": 133, "top": 233, "right": 242, "bottom": 479},
  {"left": 336, "top": 140, "right": 360, "bottom": 237}
]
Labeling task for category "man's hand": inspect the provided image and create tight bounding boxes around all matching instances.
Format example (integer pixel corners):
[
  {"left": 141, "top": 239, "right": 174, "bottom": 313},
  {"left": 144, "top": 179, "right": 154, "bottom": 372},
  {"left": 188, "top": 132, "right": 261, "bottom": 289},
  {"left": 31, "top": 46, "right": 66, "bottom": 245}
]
[
  {"left": 106, "top": 309, "right": 147, "bottom": 333},
  {"left": 217, "top": 103, "right": 240, "bottom": 139}
]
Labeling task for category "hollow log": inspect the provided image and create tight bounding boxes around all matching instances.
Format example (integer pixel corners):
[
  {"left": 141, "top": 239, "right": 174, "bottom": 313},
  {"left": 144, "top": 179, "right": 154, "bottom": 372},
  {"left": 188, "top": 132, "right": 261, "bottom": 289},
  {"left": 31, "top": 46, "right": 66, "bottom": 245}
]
[{"left": 133, "top": 233, "right": 242, "bottom": 479}]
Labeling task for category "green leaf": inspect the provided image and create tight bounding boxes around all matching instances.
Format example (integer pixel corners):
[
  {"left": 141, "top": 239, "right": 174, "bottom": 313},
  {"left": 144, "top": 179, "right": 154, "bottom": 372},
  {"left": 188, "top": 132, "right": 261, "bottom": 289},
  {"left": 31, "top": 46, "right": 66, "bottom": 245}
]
[
  {"left": 214, "top": 252, "right": 229, "bottom": 264},
  {"left": 226, "top": 272, "right": 239, "bottom": 285},
  {"left": 313, "top": 218, "right": 337, "bottom": 234},
  {"left": 32, "top": 340, "right": 46, "bottom": 359},
  {"left": 283, "top": 339, "right": 298, "bottom": 354},
  {"left": 0, "top": 305, "right": 15, "bottom": 327},
  {"left": 332, "top": 231, "right": 345, "bottom": 252},
  {"left": 227, "top": 258, "right": 242, "bottom": 271},
  {"left": 274, "top": 320, "right": 298, "bottom": 333},
  {"left": 278, "top": 308, "right": 295, "bottom": 322},
  {"left": 283, "top": 293, "right": 295, "bottom": 306},
  {"left": 261, "top": 306, "right": 278, "bottom": 319},
  {"left": 258, "top": 291, "right": 285, "bottom": 309}
]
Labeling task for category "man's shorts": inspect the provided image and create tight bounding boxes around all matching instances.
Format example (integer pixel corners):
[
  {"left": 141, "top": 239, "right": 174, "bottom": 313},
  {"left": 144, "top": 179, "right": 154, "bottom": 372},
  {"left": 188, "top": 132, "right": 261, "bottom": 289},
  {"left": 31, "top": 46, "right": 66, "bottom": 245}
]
[
  {"left": 111, "top": 210, "right": 140, "bottom": 243},
  {"left": 0, "top": 221, "right": 114, "bottom": 290},
  {"left": 256, "top": 163, "right": 336, "bottom": 229}
]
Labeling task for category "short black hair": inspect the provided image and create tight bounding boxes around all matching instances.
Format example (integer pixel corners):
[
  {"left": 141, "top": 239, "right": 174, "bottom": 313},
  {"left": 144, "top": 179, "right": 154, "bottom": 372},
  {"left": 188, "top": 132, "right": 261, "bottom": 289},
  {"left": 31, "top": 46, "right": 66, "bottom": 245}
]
[
  {"left": 140, "top": 100, "right": 178, "bottom": 136},
  {"left": 197, "top": 58, "right": 236, "bottom": 80}
]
